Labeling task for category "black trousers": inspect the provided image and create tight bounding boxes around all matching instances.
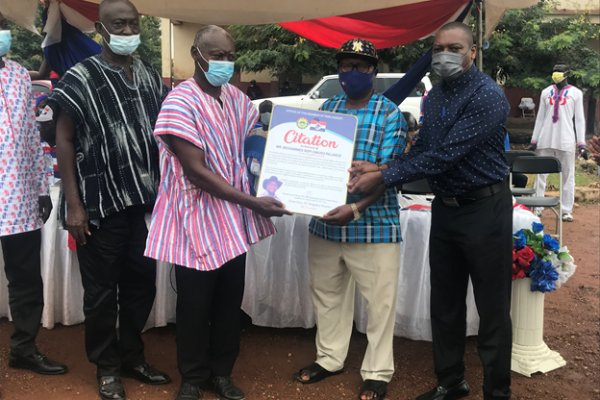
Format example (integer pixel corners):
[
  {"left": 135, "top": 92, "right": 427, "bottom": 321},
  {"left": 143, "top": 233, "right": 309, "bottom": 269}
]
[
  {"left": 0, "top": 229, "right": 44, "bottom": 356},
  {"left": 429, "top": 185, "right": 513, "bottom": 400},
  {"left": 175, "top": 254, "right": 246, "bottom": 385},
  {"left": 76, "top": 206, "right": 156, "bottom": 376}
]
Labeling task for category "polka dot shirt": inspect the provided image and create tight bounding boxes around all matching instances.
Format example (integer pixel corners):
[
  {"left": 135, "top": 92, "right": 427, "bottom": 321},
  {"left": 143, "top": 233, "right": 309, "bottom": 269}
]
[{"left": 381, "top": 65, "right": 510, "bottom": 197}]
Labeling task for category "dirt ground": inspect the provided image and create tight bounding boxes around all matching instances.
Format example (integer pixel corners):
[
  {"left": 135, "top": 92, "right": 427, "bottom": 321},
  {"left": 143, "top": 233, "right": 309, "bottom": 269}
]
[{"left": 0, "top": 204, "right": 598, "bottom": 400}]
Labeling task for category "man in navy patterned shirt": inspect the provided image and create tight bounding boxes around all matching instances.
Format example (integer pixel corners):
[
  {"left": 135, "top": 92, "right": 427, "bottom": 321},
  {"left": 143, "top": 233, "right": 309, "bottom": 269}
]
[
  {"left": 350, "top": 23, "right": 512, "bottom": 400},
  {"left": 293, "top": 39, "right": 407, "bottom": 400}
]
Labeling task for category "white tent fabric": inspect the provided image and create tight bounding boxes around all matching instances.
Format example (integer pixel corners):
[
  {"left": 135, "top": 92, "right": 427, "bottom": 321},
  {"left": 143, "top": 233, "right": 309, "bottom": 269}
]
[
  {"left": 3, "top": 0, "right": 539, "bottom": 39},
  {"left": 84, "top": 0, "right": 538, "bottom": 36},
  {"left": 0, "top": 0, "right": 39, "bottom": 33}
]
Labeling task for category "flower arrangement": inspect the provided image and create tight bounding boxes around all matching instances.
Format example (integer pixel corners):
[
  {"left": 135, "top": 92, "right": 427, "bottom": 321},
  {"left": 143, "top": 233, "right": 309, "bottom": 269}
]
[{"left": 512, "top": 222, "right": 576, "bottom": 293}]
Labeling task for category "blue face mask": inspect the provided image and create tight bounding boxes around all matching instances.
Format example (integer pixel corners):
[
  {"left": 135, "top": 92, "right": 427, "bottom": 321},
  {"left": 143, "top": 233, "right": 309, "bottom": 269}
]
[
  {"left": 101, "top": 23, "right": 140, "bottom": 56},
  {"left": 0, "top": 30, "right": 12, "bottom": 57},
  {"left": 339, "top": 70, "right": 374, "bottom": 99},
  {"left": 196, "top": 47, "right": 235, "bottom": 87}
]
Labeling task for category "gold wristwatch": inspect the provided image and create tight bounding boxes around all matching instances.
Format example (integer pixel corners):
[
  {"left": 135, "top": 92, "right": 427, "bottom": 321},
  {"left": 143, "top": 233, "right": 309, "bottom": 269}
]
[{"left": 350, "top": 203, "right": 361, "bottom": 221}]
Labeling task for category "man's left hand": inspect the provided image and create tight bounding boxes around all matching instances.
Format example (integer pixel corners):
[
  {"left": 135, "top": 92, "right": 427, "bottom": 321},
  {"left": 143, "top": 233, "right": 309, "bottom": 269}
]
[
  {"left": 39, "top": 195, "right": 53, "bottom": 223},
  {"left": 348, "top": 171, "right": 383, "bottom": 194},
  {"left": 321, "top": 204, "right": 354, "bottom": 226}
]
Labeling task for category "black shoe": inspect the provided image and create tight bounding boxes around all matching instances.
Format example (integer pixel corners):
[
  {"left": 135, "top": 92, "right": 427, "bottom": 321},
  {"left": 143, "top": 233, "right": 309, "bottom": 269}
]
[
  {"left": 416, "top": 380, "right": 470, "bottom": 400},
  {"left": 98, "top": 376, "right": 126, "bottom": 400},
  {"left": 123, "top": 362, "right": 171, "bottom": 385},
  {"left": 175, "top": 382, "right": 202, "bottom": 400},
  {"left": 212, "top": 376, "right": 245, "bottom": 400},
  {"left": 9, "top": 352, "right": 68, "bottom": 375}
]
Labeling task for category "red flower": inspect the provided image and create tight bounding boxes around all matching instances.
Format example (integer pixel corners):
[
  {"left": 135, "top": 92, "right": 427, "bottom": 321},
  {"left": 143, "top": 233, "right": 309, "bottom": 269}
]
[
  {"left": 512, "top": 262, "right": 526, "bottom": 280},
  {"left": 516, "top": 246, "right": 535, "bottom": 267}
]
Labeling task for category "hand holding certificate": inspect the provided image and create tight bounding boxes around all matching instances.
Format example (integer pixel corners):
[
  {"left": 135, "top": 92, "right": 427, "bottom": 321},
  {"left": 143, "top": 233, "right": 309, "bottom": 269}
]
[{"left": 257, "top": 105, "right": 358, "bottom": 216}]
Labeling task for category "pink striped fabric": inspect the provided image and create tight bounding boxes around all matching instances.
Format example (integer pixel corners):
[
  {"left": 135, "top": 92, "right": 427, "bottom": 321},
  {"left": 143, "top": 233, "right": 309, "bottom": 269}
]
[{"left": 144, "top": 79, "right": 275, "bottom": 271}]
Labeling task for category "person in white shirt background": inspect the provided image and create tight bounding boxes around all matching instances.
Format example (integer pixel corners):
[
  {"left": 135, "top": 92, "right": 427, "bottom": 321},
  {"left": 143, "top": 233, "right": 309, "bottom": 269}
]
[{"left": 529, "top": 63, "right": 588, "bottom": 222}]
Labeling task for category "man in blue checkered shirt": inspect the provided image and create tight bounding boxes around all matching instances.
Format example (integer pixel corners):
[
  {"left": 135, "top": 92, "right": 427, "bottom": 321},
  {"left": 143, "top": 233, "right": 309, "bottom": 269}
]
[{"left": 293, "top": 39, "right": 407, "bottom": 400}]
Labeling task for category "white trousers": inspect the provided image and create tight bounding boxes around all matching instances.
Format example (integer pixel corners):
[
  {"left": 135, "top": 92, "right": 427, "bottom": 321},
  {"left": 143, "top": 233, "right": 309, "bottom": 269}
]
[
  {"left": 308, "top": 234, "right": 401, "bottom": 382},
  {"left": 535, "top": 148, "right": 575, "bottom": 214}
]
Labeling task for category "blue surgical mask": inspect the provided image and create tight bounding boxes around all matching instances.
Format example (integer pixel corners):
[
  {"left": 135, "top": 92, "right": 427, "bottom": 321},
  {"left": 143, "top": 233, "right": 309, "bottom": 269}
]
[
  {"left": 339, "top": 70, "right": 374, "bottom": 99},
  {"left": 101, "top": 23, "right": 140, "bottom": 56},
  {"left": 195, "top": 47, "right": 234, "bottom": 87},
  {"left": 0, "top": 30, "right": 12, "bottom": 57}
]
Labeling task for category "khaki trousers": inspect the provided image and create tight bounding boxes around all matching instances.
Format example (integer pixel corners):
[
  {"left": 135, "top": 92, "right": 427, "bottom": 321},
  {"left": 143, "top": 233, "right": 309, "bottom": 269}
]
[{"left": 308, "top": 234, "right": 401, "bottom": 382}]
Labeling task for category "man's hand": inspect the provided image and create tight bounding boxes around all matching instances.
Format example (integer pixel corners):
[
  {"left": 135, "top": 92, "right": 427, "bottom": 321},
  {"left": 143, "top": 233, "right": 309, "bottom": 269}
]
[
  {"left": 321, "top": 204, "right": 354, "bottom": 226},
  {"left": 527, "top": 143, "right": 537, "bottom": 152},
  {"left": 348, "top": 171, "right": 383, "bottom": 194},
  {"left": 252, "top": 197, "right": 292, "bottom": 218},
  {"left": 587, "top": 136, "right": 600, "bottom": 165},
  {"left": 66, "top": 202, "right": 91, "bottom": 245},
  {"left": 39, "top": 196, "right": 53, "bottom": 224},
  {"left": 349, "top": 161, "right": 380, "bottom": 178}
]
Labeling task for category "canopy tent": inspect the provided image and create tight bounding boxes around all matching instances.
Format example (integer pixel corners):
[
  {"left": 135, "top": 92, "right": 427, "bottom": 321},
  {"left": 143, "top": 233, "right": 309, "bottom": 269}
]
[
  {"left": 3, "top": 0, "right": 538, "bottom": 40},
  {"left": 280, "top": 0, "right": 472, "bottom": 49}
]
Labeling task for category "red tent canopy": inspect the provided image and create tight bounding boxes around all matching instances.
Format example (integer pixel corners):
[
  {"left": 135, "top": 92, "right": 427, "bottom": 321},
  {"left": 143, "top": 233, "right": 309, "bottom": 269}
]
[{"left": 279, "top": 0, "right": 471, "bottom": 49}]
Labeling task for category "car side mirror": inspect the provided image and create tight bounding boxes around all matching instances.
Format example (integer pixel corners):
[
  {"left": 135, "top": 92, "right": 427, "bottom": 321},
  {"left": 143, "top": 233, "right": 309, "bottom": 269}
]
[{"left": 310, "top": 91, "right": 320, "bottom": 99}]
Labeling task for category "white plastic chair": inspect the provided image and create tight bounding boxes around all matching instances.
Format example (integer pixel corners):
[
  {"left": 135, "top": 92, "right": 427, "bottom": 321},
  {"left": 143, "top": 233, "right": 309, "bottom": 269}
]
[{"left": 518, "top": 97, "right": 535, "bottom": 118}]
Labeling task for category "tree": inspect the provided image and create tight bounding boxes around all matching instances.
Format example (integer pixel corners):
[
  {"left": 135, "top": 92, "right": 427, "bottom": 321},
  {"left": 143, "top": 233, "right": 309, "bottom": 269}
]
[
  {"left": 484, "top": 1, "right": 599, "bottom": 95},
  {"left": 5, "top": 19, "right": 44, "bottom": 71},
  {"left": 137, "top": 16, "right": 162, "bottom": 72},
  {"left": 230, "top": 24, "right": 338, "bottom": 81},
  {"left": 230, "top": 23, "right": 433, "bottom": 83}
]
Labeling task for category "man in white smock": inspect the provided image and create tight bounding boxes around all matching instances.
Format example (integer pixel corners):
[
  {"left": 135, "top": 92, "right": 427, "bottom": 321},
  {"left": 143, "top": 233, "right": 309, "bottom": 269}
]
[{"left": 529, "top": 64, "right": 588, "bottom": 222}]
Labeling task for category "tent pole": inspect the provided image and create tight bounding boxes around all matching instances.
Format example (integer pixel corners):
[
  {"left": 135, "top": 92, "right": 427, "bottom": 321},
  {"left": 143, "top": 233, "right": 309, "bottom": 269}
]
[{"left": 476, "top": 0, "right": 483, "bottom": 69}]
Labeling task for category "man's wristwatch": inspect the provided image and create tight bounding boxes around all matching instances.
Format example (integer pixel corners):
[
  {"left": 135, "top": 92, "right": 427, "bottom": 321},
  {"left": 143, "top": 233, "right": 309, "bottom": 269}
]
[{"left": 350, "top": 203, "right": 361, "bottom": 221}]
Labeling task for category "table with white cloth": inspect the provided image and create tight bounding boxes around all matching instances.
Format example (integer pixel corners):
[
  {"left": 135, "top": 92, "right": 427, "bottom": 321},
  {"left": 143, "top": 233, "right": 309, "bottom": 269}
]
[{"left": 0, "top": 186, "right": 539, "bottom": 342}]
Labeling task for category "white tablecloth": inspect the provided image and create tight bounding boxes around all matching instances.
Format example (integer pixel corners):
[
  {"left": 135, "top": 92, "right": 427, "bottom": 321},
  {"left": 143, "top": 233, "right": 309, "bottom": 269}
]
[{"left": 1, "top": 186, "right": 539, "bottom": 341}]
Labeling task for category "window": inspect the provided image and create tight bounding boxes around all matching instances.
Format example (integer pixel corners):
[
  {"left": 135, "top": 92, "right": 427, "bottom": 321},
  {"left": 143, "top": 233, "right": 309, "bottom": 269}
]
[{"left": 315, "top": 79, "right": 343, "bottom": 99}]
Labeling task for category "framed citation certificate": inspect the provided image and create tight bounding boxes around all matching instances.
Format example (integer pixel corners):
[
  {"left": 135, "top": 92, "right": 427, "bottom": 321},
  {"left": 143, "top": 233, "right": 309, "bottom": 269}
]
[{"left": 257, "top": 105, "right": 357, "bottom": 217}]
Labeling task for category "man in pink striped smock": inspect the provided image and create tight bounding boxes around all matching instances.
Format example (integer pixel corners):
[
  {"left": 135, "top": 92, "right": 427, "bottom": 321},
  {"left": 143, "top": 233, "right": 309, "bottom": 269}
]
[{"left": 144, "top": 26, "right": 289, "bottom": 400}]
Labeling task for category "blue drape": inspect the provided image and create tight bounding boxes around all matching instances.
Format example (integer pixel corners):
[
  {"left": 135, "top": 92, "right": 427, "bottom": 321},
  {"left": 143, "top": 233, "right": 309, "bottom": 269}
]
[{"left": 43, "top": 19, "right": 101, "bottom": 76}]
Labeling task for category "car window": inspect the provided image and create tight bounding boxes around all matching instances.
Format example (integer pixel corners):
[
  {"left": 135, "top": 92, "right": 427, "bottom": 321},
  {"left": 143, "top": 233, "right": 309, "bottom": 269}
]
[
  {"left": 315, "top": 79, "right": 343, "bottom": 98},
  {"left": 315, "top": 76, "right": 426, "bottom": 99}
]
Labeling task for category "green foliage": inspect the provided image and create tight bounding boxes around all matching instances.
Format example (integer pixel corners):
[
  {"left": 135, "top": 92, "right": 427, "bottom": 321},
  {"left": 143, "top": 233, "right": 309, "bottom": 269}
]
[
  {"left": 137, "top": 16, "right": 162, "bottom": 72},
  {"left": 230, "top": 24, "right": 337, "bottom": 79},
  {"left": 485, "top": 1, "right": 600, "bottom": 94},
  {"left": 5, "top": 18, "right": 43, "bottom": 71},
  {"left": 231, "top": 23, "right": 433, "bottom": 80}
]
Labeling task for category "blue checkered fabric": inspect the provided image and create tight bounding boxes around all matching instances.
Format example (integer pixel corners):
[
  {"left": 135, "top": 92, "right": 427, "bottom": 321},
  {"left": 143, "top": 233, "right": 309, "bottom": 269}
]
[{"left": 309, "top": 93, "right": 407, "bottom": 243}]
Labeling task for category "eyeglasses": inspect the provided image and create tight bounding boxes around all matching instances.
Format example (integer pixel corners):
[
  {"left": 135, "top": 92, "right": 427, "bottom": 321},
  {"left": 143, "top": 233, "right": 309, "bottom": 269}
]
[{"left": 338, "top": 63, "right": 375, "bottom": 74}]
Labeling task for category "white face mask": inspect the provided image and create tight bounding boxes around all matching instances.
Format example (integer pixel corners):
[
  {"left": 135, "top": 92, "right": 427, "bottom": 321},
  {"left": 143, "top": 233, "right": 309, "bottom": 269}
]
[
  {"left": 101, "top": 23, "right": 140, "bottom": 56},
  {"left": 431, "top": 51, "right": 467, "bottom": 80}
]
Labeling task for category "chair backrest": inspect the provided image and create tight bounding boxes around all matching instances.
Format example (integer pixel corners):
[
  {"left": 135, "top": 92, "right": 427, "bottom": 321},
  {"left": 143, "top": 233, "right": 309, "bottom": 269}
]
[
  {"left": 400, "top": 178, "right": 432, "bottom": 194},
  {"left": 519, "top": 97, "right": 535, "bottom": 110},
  {"left": 504, "top": 150, "right": 536, "bottom": 168},
  {"left": 512, "top": 156, "right": 561, "bottom": 174}
]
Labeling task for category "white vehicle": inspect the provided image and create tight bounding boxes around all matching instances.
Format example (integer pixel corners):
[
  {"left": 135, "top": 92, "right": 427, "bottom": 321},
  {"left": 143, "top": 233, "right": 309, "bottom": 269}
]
[{"left": 252, "top": 73, "right": 431, "bottom": 120}]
